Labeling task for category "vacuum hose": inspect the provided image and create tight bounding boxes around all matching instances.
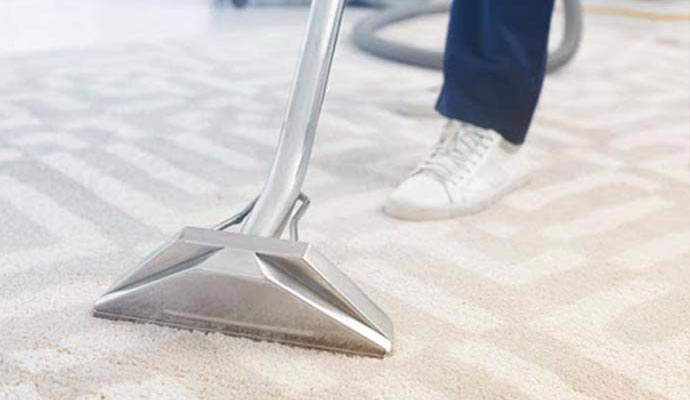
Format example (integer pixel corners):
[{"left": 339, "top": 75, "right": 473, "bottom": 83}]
[{"left": 352, "top": 0, "right": 583, "bottom": 73}]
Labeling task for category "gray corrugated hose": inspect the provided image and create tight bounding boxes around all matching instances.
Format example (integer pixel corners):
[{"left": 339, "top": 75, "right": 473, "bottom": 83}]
[{"left": 352, "top": 0, "right": 583, "bottom": 73}]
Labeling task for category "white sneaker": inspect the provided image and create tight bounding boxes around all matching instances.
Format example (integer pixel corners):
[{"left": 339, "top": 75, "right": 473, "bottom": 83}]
[{"left": 383, "top": 120, "right": 530, "bottom": 221}]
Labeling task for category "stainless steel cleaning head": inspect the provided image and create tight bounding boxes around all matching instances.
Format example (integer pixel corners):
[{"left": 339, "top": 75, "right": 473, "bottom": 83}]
[
  {"left": 93, "top": 227, "right": 393, "bottom": 357},
  {"left": 93, "top": 0, "right": 394, "bottom": 357}
]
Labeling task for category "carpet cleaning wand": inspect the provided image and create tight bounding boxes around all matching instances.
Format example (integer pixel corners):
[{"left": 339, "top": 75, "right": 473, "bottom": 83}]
[{"left": 93, "top": 0, "right": 394, "bottom": 358}]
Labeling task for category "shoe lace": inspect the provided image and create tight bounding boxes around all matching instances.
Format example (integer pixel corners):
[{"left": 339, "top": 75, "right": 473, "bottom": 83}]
[{"left": 415, "top": 121, "right": 496, "bottom": 183}]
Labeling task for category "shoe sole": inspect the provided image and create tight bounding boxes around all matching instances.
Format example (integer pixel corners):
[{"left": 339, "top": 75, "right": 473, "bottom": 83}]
[{"left": 383, "top": 174, "right": 531, "bottom": 221}]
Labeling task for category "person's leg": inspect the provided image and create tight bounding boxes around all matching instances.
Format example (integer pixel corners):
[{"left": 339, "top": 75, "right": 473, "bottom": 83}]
[
  {"left": 384, "top": 0, "right": 555, "bottom": 220},
  {"left": 436, "top": 0, "right": 555, "bottom": 144}
]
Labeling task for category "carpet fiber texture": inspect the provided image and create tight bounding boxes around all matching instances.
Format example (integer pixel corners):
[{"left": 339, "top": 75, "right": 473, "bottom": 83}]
[{"left": 1, "top": 8, "right": 689, "bottom": 400}]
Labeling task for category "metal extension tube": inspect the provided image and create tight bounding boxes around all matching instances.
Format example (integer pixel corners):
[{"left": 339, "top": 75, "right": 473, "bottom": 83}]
[{"left": 242, "top": 0, "right": 345, "bottom": 238}]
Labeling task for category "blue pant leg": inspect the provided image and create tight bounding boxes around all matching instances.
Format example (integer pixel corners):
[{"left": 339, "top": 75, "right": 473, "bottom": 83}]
[{"left": 435, "top": 0, "right": 555, "bottom": 144}]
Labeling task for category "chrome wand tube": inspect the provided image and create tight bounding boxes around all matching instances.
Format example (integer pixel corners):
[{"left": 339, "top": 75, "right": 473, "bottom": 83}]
[{"left": 241, "top": 0, "right": 347, "bottom": 238}]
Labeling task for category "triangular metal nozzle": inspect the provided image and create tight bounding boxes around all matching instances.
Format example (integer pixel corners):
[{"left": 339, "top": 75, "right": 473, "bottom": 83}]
[{"left": 94, "top": 227, "right": 394, "bottom": 357}]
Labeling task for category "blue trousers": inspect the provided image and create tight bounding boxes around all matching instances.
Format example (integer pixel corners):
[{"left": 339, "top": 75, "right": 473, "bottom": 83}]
[{"left": 436, "top": 0, "right": 555, "bottom": 144}]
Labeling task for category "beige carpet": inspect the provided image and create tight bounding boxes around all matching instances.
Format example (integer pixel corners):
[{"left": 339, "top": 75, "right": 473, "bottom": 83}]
[{"left": 1, "top": 7, "right": 689, "bottom": 400}]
